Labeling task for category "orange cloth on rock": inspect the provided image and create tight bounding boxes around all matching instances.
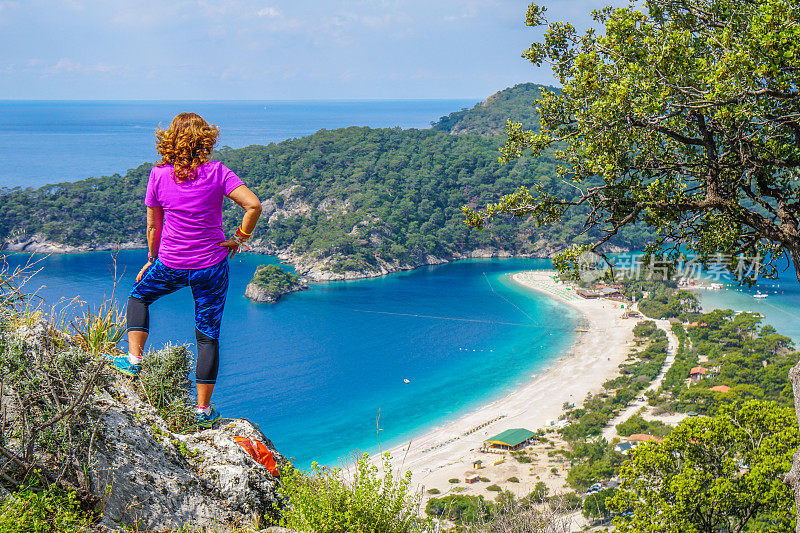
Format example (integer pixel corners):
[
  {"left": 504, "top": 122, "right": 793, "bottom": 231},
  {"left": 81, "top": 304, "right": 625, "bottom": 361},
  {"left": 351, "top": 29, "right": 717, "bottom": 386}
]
[{"left": 233, "top": 436, "right": 279, "bottom": 477}]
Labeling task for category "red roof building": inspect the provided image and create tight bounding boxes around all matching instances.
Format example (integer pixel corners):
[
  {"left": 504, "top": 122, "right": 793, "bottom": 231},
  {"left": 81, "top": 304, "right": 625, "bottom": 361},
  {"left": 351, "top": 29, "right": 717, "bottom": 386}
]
[
  {"left": 627, "top": 434, "right": 663, "bottom": 443},
  {"left": 689, "top": 366, "right": 708, "bottom": 384}
]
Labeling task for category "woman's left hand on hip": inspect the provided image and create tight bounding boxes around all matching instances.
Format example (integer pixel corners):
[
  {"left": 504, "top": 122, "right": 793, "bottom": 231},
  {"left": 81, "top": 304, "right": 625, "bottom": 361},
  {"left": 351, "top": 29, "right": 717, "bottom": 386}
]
[{"left": 218, "top": 238, "right": 246, "bottom": 258}]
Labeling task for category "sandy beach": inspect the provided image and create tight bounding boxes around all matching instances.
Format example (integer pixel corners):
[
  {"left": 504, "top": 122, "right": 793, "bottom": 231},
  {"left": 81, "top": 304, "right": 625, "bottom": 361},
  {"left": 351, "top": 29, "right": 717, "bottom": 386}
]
[{"left": 380, "top": 270, "right": 636, "bottom": 508}]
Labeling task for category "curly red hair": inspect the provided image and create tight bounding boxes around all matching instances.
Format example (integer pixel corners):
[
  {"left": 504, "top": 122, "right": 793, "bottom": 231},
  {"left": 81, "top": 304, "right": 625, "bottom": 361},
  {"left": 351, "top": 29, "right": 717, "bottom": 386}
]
[{"left": 155, "top": 112, "right": 219, "bottom": 183}]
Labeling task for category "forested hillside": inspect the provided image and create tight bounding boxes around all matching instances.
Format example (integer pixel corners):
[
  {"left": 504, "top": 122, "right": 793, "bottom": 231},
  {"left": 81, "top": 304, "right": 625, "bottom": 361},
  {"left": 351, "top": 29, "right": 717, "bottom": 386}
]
[
  {"left": 0, "top": 85, "right": 653, "bottom": 279},
  {"left": 0, "top": 126, "right": 650, "bottom": 278},
  {"left": 430, "top": 82, "right": 552, "bottom": 135}
]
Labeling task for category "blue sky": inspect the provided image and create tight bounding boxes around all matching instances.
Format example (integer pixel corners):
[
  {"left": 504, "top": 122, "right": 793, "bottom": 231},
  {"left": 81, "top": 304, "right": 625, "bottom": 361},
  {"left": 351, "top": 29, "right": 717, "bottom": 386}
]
[{"left": 0, "top": 1, "right": 622, "bottom": 100}]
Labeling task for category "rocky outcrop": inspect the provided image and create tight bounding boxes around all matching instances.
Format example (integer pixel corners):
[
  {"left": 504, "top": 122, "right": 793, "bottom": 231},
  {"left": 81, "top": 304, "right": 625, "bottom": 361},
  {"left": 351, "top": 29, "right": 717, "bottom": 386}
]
[
  {"left": 4, "top": 315, "right": 287, "bottom": 532},
  {"left": 244, "top": 264, "right": 308, "bottom": 303},
  {"left": 91, "top": 380, "right": 286, "bottom": 531},
  {"left": 244, "top": 279, "right": 306, "bottom": 303},
  {"left": 3, "top": 233, "right": 145, "bottom": 254}
]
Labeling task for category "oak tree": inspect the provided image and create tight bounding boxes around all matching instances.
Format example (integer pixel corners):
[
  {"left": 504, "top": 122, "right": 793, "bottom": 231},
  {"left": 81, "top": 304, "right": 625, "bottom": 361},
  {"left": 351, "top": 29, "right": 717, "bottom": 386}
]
[{"left": 464, "top": 0, "right": 800, "bottom": 281}]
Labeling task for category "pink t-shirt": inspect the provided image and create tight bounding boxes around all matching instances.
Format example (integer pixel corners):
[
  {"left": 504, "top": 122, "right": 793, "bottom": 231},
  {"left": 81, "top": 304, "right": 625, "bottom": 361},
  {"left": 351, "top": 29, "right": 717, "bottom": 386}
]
[{"left": 145, "top": 161, "right": 244, "bottom": 269}]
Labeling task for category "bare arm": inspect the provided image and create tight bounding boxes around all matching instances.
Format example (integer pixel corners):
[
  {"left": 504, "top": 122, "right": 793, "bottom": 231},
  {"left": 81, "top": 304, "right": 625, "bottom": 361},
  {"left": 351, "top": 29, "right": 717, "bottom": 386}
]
[
  {"left": 136, "top": 206, "right": 164, "bottom": 282},
  {"left": 218, "top": 185, "right": 261, "bottom": 258},
  {"left": 147, "top": 206, "right": 163, "bottom": 259}
]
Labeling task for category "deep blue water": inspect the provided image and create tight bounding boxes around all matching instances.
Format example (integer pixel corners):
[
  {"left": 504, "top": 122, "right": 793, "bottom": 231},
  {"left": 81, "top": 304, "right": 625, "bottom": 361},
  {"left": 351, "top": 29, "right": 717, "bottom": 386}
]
[
  {"left": 693, "top": 266, "right": 800, "bottom": 343},
  {"left": 3, "top": 100, "right": 799, "bottom": 469},
  {"left": 0, "top": 100, "right": 474, "bottom": 188},
  {"left": 4, "top": 252, "right": 580, "bottom": 466}
]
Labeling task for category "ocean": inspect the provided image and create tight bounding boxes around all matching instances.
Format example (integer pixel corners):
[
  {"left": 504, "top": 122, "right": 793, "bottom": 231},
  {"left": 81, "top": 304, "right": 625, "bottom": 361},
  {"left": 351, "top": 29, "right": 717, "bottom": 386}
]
[
  {"left": 1, "top": 100, "right": 799, "bottom": 467},
  {"left": 4, "top": 252, "right": 580, "bottom": 467},
  {"left": 0, "top": 99, "right": 474, "bottom": 188},
  {"left": 693, "top": 268, "right": 800, "bottom": 343}
]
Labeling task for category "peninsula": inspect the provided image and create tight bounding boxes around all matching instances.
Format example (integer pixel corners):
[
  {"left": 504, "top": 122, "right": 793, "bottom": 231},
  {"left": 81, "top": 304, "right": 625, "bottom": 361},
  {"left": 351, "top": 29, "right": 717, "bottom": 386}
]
[{"left": 0, "top": 83, "right": 649, "bottom": 282}]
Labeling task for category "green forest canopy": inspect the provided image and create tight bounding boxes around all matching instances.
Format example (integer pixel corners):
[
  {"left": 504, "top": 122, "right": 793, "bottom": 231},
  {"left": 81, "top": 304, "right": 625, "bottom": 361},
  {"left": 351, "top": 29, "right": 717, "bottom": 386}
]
[
  {"left": 0, "top": 85, "right": 653, "bottom": 274},
  {"left": 431, "top": 82, "right": 552, "bottom": 136}
]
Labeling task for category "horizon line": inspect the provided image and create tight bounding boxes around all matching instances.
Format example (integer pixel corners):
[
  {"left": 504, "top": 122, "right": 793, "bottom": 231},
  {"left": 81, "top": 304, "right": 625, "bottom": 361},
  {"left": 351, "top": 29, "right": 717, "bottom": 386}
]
[{"left": 0, "top": 97, "right": 485, "bottom": 103}]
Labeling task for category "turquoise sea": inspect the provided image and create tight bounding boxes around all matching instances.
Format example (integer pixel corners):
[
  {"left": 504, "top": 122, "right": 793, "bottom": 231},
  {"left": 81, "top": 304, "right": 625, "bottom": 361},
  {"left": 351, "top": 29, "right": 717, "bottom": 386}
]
[
  {"left": 5, "top": 252, "right": 581, "bottom": 467},
  {"left": 9, "top": 250, "right": 798, "bottom": 467},
  {"left": 693, "top": 269, "right": 800, "bottom": 343},
  {"left": 1, "top": 100, "right": 799, "bottom": 467}
]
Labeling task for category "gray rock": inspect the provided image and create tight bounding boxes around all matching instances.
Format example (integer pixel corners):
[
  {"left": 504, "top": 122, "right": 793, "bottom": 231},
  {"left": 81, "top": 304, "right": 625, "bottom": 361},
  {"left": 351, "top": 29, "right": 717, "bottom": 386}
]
[
  {"left": 245, "top": 280, "right": 277, "bottom": 303},
  {"left": 91, "top": 383, "right": 285, "bottom": 532}
]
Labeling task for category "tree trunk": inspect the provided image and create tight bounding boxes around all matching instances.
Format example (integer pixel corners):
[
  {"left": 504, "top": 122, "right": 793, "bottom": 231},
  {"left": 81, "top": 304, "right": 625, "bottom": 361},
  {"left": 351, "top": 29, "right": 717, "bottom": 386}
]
[{"left": 782, "top": 360, "right": 800, "bottom": 532}]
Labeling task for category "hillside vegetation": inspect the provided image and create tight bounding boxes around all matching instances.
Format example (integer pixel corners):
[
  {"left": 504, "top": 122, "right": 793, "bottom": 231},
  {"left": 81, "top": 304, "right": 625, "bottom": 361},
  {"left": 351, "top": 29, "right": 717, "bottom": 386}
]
[
  {"left": 431, "top": 83, "right": 552, "bottom": 135},
  {"left": 0, "top": 112, "right": 652, "bottom": 278}
]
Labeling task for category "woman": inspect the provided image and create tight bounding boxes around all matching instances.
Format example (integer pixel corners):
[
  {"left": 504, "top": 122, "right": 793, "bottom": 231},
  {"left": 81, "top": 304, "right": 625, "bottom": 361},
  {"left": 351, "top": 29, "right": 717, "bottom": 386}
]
[{"left": 105, "top": 112, "right": 262, "bottom": 425}]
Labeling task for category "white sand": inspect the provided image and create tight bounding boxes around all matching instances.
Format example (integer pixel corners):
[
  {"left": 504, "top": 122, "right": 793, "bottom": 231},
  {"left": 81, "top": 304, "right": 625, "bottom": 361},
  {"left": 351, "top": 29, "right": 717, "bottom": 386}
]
[{"left": 379, "top": 270, "right": 637, "bottom": 505}]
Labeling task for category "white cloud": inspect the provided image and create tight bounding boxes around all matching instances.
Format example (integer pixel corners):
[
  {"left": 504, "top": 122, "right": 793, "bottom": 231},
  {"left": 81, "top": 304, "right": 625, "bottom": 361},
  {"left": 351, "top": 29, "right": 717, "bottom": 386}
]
[
  {"left": 256, "top": 6, "right": 280, "bottom": 18},
  {"left": 44, "top": 58, "right": 121, "bottom": 75}
]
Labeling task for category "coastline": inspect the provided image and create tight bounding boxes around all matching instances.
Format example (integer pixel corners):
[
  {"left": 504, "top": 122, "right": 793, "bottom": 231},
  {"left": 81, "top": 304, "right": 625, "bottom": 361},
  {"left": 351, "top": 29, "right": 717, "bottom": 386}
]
[
  {"left": 381, "top": 270, "right": 635, "bottom": 503},
  {"left": 2, "top": 235, "right": 554, "bottom": 281}
]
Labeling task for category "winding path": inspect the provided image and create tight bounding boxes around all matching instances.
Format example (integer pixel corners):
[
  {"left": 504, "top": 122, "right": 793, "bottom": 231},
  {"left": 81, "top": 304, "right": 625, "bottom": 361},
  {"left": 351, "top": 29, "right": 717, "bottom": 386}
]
[{"left": 601, "top": 317, "right": 679, "bottom": 441}]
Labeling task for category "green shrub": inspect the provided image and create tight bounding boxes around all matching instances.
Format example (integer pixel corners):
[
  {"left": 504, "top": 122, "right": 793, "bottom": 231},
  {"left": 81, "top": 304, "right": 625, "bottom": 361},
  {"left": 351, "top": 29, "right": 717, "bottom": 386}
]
[
  {"left": 507, "top": 477, "right": 519, "bottom": 483},
  {"left": 583, "top": 488, "right": 616, "bottom": 519},
  {"left": 71, "top": 298, "right": 125, "bottom": 356},
  {"left": 486, "top": 484, "right": 501, "bottom": 492},
  {"left": 632, "top": 321, "right": 657, "bottom": 338},
  {"left": 0, "top": 317, "right": 107, "bottom": 493},
  {"left": 449, "top": 478, "right": 460, "bottom": 484},
  {"left": 278, "top": 453, "right": 428, "bottom": 533},
  {"left": 616, "top": 413, "right": 672, "bottom": 438},
  {"left": 0, "top": 487, "right": 92, "bottom": 533},
  {"left": 479, "top": 477, "right": 490, "bottom": 482},
  {"left": 426, "top": 488, "right": 440, "bottom": 495},
  {"left": 137, "top": 344, "right": 195, "bottom": 432},
  {"left": 557, "top": 491, "right": 583, "bottom": 511},
  {"left": 515, "top": 455, "right": 532, "bottom": 463},
  {"left": 526, "top": 481, "right": 549, "bottom": 503},
  {"left": 425, "top": 494, "right": 491, "bottom": 523}
]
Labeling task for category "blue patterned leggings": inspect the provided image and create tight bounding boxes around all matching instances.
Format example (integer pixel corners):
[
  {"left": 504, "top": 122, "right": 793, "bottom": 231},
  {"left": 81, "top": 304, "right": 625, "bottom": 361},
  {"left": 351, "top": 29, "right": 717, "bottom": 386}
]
[{"left": 127, "top": 258, "right": 229, "bottom": 384}]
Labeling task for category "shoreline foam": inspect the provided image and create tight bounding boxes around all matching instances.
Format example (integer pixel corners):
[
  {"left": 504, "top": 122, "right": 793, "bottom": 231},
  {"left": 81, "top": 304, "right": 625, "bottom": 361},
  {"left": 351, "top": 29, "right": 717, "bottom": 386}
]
[{"left": 381, "top": 270, "right": 635, "bottom": 500}]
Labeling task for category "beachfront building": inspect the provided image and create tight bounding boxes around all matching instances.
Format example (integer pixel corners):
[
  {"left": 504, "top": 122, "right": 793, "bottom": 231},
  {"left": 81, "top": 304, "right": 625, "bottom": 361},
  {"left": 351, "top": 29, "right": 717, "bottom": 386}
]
[
  {"left": 483, "top": 428, "right": 536, "bottom": 452},
  {"left": 464, "top": 472, "right": 479, "bottom": 484},
  {"left": 614, "top": 441, "right": 635, "bottom": 455},
  {"left": 627, "top": 434, "right": 662, "bottom": 444},
  {"left": 575, "top": 288, "right": 600, "bottom": 299},
  {"left": 689, "top": 366, "right": 708, "bottom": 384},
  {"left": 615, "top": 434, "right": 662, "bottom": 455}
]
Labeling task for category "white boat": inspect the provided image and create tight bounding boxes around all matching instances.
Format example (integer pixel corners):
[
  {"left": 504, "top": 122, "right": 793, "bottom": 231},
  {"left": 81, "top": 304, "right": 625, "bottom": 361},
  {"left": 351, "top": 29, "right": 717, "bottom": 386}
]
[
  {"left": 403, "top": 378, "right": 410, "bottom": 383},
  {"left": 754, "top": 292, "right": 768, "bottom": 299}
]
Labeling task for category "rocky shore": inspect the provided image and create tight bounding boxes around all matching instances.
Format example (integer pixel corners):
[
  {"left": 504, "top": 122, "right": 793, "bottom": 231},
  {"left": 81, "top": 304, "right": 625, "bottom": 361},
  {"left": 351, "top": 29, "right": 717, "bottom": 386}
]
[
  {"left": 244, "top": 278, "right": 307, "bottom": 303},
  {"left": 2, "top": 233, "right": 626, "bottom": 284},
  {"left": 3, "top": 234, "right": 145, "bottom": 254}
]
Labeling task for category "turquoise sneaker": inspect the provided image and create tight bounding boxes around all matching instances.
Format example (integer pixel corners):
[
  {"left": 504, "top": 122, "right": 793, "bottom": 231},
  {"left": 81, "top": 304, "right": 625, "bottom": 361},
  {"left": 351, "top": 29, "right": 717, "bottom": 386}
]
[
  {"left": 102, "top": 353, "right": 141, "bottom": 377},
  {"left": 195, "top": 407, "right": 221, "bottom": 427}
]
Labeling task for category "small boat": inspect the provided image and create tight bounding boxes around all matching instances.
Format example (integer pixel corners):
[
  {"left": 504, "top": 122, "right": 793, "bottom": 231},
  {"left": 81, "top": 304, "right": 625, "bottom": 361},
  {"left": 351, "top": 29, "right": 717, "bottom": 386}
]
[
  {"left": 403, "top": 378, "right": 410, "bottom": 383},
  {"left": 754, "top": 292, "right": 768, "bottom": 299}
]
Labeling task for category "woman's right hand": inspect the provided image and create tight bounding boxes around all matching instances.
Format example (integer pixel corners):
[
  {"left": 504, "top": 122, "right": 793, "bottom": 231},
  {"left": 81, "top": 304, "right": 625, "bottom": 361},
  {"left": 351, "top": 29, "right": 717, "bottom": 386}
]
[{"left": 136, "top": 261, "right": 153, "bottom": 282}]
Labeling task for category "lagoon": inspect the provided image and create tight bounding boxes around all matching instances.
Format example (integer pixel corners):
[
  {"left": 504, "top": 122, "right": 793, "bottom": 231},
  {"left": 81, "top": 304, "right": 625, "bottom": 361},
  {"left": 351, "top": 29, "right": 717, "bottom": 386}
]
[{"left": 6, "top": 251, "right": 581, "bottom": 467}]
